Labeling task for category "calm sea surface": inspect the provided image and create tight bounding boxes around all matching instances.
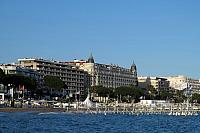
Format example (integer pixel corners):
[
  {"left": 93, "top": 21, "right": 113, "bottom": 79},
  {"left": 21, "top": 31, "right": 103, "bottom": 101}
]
[{"left": 0, "top": 112, "right": 200, "bottom": 133}]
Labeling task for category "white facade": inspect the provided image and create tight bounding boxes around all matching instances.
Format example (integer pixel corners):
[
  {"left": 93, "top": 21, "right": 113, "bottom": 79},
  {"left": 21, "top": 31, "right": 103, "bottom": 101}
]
[
  {"left": 139, "top": 100, "right": 169, "bottom": 107},
  {"left": 166, "top": 75, "right": 200, "bottom": 94},
  {"left": 0, "top": 64, "right": 18, "bottom": 74},
  {"left": 81, "top": 63, "right": 137, "bottom": 88},
  {"left": 65, "top": 55, "right": 137, "bottom": 88},
  {"left": 0, "top": 64, "right": 41, "bottom": 79}
]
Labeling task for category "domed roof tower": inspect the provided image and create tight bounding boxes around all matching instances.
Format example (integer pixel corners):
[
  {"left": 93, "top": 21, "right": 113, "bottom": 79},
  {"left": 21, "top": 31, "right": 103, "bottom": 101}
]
[
  {"left": 131, "top": 60, "right": 138, "bottom": 86},
  {"left": 131, "top": 60, "right": 137, "bottom": 74},
  {"left": 87, "top": 53, "right": 95, "bottom": 63}
]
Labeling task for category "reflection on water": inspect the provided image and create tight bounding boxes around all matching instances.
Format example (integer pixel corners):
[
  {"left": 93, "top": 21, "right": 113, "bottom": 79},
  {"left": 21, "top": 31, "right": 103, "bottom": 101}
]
[{"left": 0, "top": 112, "right": 200, "bottom": 133}]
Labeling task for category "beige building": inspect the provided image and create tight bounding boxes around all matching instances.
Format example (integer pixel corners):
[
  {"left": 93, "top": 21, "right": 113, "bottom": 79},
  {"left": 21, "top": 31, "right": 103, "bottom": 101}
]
[
  {"left": 166, "top": 75, "right": 200, "bottom": 94},
  {"left": 65, "top": 54, "right": 138, "bottom": 88},
  {"left": 0, "top": 64, "right": 41, "bottom": 80},
  {"left": 18, "top": 58, "right": 87, "bottom": 96},
  {"left": 138, "top": 76, "right": 169, "bottom": 91}
]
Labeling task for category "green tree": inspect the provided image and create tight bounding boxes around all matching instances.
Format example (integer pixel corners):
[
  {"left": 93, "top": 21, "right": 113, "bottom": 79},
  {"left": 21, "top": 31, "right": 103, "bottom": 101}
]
[
  {"left": 147, "top": 85, "right": 158, "bottom": 100},
  {"left": 191, "top": 93, "right": 200, "bottom": 103},
  {"left": 115, "top": 86, "right": 144, "bottom": 103},
  {"left": 90, "top": 85, "right": 144, "bottom": 103},
  {"left": 132, "top": 86, "right": 144, "bottom": 102},
  {"left": 96, "top": 86, "right": 111, "bottom": 97},
  {"left": 44, "top": 75, "right": 65, "bottom": 90},
  {"left": 0, "top": 68, "right": 5, "bottom": 84},
  {"left": 157, "top": 90, "right": 173, "bottom": 100},
  {"left": 90, "top": 86, "right": 98, "bottom": 93},
  {"left": 1, "top": 74, "right": 37, "bottom": 101},
  {"left": 173, "top": 90, "right": 186, "bottom": 103},
  {"left": 3, "top": 74, "right": 23, "bottom": 87},
  {"left": 91, "top": 86, "right": 113, "bottom": 103},
  {"left": 24, "top": 76, "right": 37, "bottom": 98}
]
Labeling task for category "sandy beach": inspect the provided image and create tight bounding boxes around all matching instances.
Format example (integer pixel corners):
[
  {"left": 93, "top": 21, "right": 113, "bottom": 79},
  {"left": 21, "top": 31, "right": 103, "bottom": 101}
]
[{"left": 0, "top": 108, "right": 66, "bottom": 113}]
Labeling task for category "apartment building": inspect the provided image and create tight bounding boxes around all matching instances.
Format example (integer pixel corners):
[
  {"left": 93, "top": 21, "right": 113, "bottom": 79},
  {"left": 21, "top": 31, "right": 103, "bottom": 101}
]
[
  {"left": 0, "top": 64, "right": 41, "bottom": 80},
  {"left": 167, "top": 75, "right": 200, "bottom": 94},
  {"left": 138, "top": 76, "right": 170, "bottom": 91}
]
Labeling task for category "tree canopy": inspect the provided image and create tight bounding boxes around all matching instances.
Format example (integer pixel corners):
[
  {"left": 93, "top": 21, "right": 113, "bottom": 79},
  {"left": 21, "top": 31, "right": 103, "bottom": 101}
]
[
  {"left": 115, "top": 86, "right": 144, "bottom": 102},
  {"left": 90, "top": 86, "right": 113, "bottom": 97},
  {"left": 0, "top": 68, "right": 5, "bottom": 84},
  {"left": 44, "top": 75, "right": 65, "bottom": 90},
  {"left": 2, "top": 74, "right": 37, "bottom": 90},
  {"left": 90, "top": 85, "right": 144, "bottom": 103},
  {"left": 191, "top": 93, "right": 200, "bottom": 103}
]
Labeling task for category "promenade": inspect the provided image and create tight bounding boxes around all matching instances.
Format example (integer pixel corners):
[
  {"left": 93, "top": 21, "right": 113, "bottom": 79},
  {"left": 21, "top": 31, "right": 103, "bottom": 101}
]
[{"left": 1, "top": 102, "right": 200, "bottom": 116}]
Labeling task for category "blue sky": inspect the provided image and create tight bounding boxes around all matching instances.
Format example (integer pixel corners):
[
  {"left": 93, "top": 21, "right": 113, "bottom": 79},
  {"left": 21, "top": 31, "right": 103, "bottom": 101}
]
[{"left": 0, "top": 0, "right": 200, "bottom": 78}]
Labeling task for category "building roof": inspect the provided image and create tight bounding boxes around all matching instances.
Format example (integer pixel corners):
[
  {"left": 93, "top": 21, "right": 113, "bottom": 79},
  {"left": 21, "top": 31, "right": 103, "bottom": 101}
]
[{"left": 87, "top": 53, "right": 95, "bottom": 63}]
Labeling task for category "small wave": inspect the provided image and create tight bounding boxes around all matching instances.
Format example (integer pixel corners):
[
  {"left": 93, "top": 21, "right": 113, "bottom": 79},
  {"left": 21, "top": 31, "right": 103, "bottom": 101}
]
[
  {"left": 38, "top": 112, "right": 61, "bottom": 115},
  {"left": 0, "top": 112, "right": 8, "bottom": 117}
]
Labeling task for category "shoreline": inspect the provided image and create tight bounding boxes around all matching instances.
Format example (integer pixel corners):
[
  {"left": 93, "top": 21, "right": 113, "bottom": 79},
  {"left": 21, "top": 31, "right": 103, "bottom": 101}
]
[
  {"left": 1, "top": 106, "right": 200, "bottom": 115},
  {"left": 0, "top": 108, "right": 66, "bottom": 113},
  {"left": 1, "top": 107, "right": 199, "bottom": 117}
]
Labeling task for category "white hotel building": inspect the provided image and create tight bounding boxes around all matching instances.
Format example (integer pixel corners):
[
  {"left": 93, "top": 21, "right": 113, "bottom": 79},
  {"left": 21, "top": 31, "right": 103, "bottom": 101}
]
[{"left": 65, "top": 54, "right": 138, "bottom": 88}]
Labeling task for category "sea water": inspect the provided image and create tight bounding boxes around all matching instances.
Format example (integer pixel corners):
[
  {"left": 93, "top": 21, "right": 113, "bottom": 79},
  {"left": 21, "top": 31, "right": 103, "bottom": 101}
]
[{"left": 0, "top": 112, "right": 200, "bottom": 133}]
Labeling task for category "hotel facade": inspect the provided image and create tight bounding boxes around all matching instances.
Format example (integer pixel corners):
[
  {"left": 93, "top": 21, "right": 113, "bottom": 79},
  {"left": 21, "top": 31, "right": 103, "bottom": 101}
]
[
  {"left": 65, "top": 54, "right": 138, "bottom": 88},
  {"left": 18, "top": 58, "right": 88, "bottom": 97}
]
